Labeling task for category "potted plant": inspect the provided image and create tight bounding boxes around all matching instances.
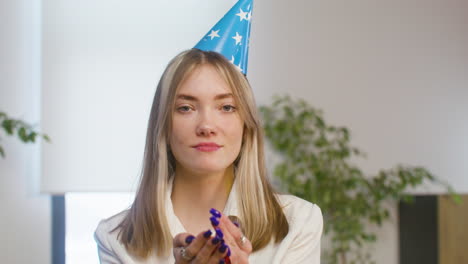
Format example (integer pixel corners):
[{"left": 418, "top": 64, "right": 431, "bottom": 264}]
[{"left": 259, "top": 95, "right": 459, "bottom": 264}]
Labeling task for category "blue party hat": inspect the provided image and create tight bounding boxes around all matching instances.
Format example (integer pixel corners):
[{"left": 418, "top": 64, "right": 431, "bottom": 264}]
[{"left": 194, "top": 0, "right": 253, "bottom": 75}]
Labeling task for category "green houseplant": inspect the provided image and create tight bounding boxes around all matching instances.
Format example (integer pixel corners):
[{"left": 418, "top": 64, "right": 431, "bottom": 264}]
[
  {"left": 0, "top": 111, "right": 49, "bottom": 158},
  {"left": 259, "top": 95, "right": 458, "bottom": 264}
]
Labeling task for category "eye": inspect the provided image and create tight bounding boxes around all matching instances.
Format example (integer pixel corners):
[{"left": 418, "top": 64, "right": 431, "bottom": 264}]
[
  {"left": 177, "top": 105, "right": 193, "bottom": 113},
  {"left": 221, "top": 104, "right": 237, "bottom": 112}
]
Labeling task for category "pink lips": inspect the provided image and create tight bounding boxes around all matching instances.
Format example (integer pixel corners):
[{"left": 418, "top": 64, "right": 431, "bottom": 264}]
[{"left": 193, "top": 142, "right": 222, "bottom": 152}]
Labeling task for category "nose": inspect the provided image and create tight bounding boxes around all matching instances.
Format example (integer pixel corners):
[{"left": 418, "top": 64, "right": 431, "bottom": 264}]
[
  {"left": 196, "top": 110, "right": 216, "bottom": 137},
  {"left": 196, "top": 124, "right": 216, "bottom": 137}
]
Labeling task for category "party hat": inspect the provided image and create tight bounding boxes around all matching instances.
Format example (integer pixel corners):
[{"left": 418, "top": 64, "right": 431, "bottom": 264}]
[{"left": 194, "top": 0, "right": 253, "bottom": 75}]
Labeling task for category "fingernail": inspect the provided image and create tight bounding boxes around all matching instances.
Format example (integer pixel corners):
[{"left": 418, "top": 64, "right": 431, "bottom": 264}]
[
  {"left": 219, "top": 243, "right": 227, "bottom": 253},
  {"left": 233, "top": 221, "right": 240, "bottom": 228},
  {"left": 212, "top": 236, "right": 220, "bottom": 245},
  {"left": 227, "top": 247, "right": 231, "bottom": 257},
  {"left": 203, "top": 229, "right": 212, "bottom": 238},
  {"left": 210, "top": 216, "right": 219, "bottom": 226},
  {"left": 215, "top": 228, "right": 224, "bottom": 239},
  {"left": 219, "top": 259, "right": 225, "bottom": 264},
  {"left": 185, "top": 235, "right": 195, "bottom": 244},
  {"left": 210, "top": 208, "right": 222, "bottom": 218}
]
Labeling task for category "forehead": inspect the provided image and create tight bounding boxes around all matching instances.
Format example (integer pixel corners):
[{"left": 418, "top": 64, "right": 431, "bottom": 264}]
[{"left": 176, "top": 64, "right": 233, "bottom": 95}]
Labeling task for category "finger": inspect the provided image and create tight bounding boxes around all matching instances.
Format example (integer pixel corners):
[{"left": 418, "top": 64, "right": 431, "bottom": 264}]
[
  {"left": 173, "top": 233, "right": 196, "bottom": 263},
  {"left": 192, "top": 235, "right": 222, "bottom": 264},
  {"left": 173, "top": 233, "right": 194, "bottom": 248},
  {"left": 208, "top": 210, "right": 234, "bottom": 249},
  {"left": 209, "top": 209, "right": 251, "bottom": 264},
  {"left": 209, "top": 209, "right": 241, "bottom": 243},
  {"left": 206, "top": 240, "right": 230, "bottom": 264},
  {"left": 173, "top": 246, "right": 190, "bottom": 264},
  {"left": 174, "top": 230, "right": 213, "bottom": 262},
  {"left": 219, "top": 215, "right": 252, "bottom": 253},
  {"left": 227, "top": 215, "right": 242, "bottom": 230},
  {"left": 185, "top": 229, "right": 214, "bottom": 258},
  {"left": 213, "top": 221, "right": 242, "bottom": 263},
  {"left": 209, "top": 208, "right": 252, "bottom": 253}
]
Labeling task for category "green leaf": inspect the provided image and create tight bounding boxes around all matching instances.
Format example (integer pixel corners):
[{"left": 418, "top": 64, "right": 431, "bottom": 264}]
[
  {"left": 0, "top": 112, "right": 51, "bottom": 157},
  {"left": 30, "top": 132, "right": 38, "bottom": 142},
  {"left": 43, "top": 134, "right": 51, "bottom": 142},
  {"left": 18, "top": 127, "right": 28, "bottom": 142},
  {"left": 447, "top": 186, "right": 462, "bottom": 204},
  {"left": 2, "top": 119, "right": 14, "bottom": 135}
]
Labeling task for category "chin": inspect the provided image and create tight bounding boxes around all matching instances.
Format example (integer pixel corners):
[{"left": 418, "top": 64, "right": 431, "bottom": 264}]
[
  {"left": 194, "top": 165, "right": 230, "bottom": 174},
  {"left": 188, "top": 161, "right": 232, "bottom": 174}
]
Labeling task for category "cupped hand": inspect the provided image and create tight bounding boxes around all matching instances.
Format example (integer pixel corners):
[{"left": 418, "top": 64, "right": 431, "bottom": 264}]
[
  {"left": 173, "top": 229, "right": 229, "bottom": 264},
  {"left": 209, "top": 209, "right": 252, "bottom": 264}
]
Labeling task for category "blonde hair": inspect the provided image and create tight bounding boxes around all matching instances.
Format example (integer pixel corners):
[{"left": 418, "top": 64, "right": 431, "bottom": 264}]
[{"left": 115, "top": 49, "right": 288, "bottom": 258}]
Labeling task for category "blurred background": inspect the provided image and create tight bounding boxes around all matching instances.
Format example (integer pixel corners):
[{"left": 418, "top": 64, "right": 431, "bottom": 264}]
[{"left": 1, "top": 0, "right": 467, "bottom": 263}]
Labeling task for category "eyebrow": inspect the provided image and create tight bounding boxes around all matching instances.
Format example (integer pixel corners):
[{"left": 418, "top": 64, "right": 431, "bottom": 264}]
[{"left": 176, "top": 93, "right": 234, "bottom": 101}]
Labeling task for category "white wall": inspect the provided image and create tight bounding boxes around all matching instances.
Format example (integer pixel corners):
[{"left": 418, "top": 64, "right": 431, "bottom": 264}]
[{"left": 0, "top": 1, "right": 51, "bottom": 264}]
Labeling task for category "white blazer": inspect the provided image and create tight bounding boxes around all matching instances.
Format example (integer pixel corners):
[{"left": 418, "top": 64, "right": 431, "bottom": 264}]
[{"left": 94, "top": 180, "right": 323, "bottom": 264}]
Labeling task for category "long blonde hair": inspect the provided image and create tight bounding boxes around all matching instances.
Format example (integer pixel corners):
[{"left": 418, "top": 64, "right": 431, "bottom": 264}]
[{"left": 115, "top": 49, "right": 289, "bottom": 258}]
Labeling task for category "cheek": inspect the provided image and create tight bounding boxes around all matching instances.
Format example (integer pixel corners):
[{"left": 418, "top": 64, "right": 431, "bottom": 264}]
[
  {"left": 170, "top": 118, "right": 190, "bottom": 146},
  {"left": 225, "top": 119, "right": 244, "bottom": 147}
]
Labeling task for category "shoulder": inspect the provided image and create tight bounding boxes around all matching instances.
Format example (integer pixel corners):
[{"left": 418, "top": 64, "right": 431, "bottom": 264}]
[
  {"left": 94, "top": 210, "right": 129, "bottom": 248},
  {"left": 263, "top": 195, "right": 322, "bottom": 262},
  {"left": 276, "top": 194, "right": 323, "bottom": 228},
  {"left": 95, "top": 210, "right": 129, "bottom": 234}
]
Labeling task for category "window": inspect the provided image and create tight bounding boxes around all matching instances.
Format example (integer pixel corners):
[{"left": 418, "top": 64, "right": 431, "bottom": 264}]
[{"left": 65, "top": 193, "right": 134, "bottom": 264}]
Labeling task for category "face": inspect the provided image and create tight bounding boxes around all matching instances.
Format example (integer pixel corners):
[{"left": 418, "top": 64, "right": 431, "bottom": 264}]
[{"left": 169, "top": 64, "right": 244, "bottom": 175}]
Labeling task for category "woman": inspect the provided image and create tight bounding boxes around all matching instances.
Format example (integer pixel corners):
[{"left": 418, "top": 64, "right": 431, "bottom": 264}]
[{"left": 94, "top": 49, "right": 323, "bottom": 264}]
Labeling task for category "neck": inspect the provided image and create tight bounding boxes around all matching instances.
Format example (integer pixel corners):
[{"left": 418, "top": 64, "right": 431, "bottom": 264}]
[{"left": 171, "top": 166, "right": 235, "bottom": 234}]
